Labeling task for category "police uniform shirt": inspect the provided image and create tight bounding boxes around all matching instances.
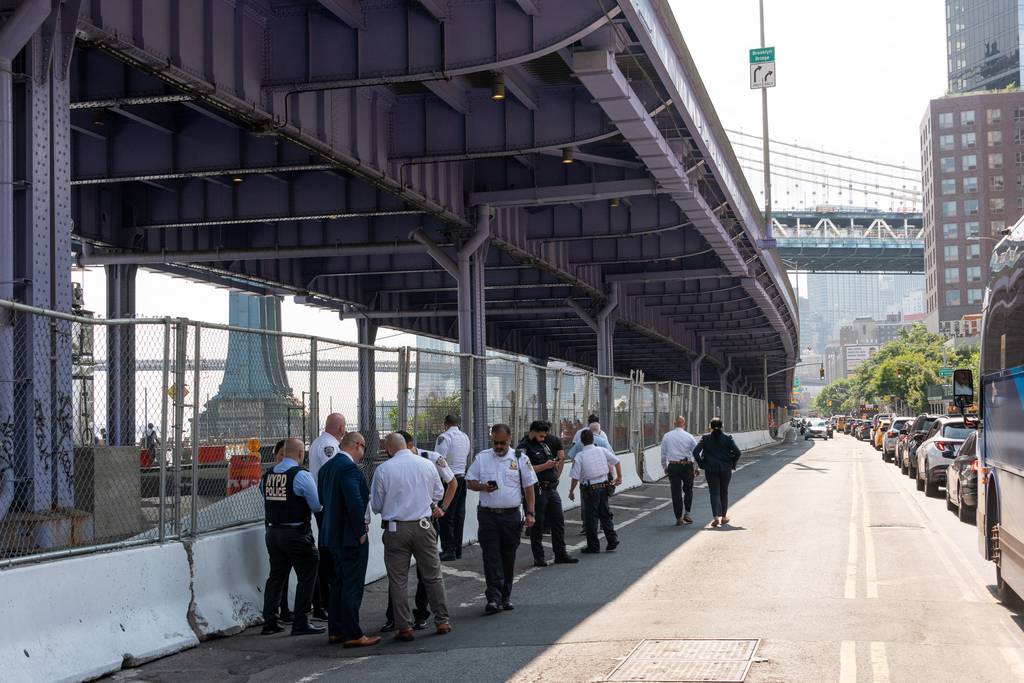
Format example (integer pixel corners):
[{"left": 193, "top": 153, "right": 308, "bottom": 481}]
[
  {"left": 261, "top": 457, "right": 324, "bottom": 522},
  {"left": 370, "top": 448, "right": 444, "bottom": 521},
  {"left": 660, "top": 427, "right": 700, "bottom": 470},
  {"left": 466, "top": 448, "right": 539, "bottom": 509},
  {"left": 308, "top": 431, "right": 340, "bottom": 483},
  {"left": 570, "top": 445, "right": 620, "bottom": 485},
  {"left": 435, "top": 426, "right": 471, "bottom": 476},
  {"left": 420, "top": 448, "right": 456, "bottom": 484}
]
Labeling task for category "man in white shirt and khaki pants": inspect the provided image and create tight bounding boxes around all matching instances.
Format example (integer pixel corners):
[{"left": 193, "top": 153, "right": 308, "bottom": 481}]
[{"left": 370, "top": 432, "right": 451, "bottom": 642}]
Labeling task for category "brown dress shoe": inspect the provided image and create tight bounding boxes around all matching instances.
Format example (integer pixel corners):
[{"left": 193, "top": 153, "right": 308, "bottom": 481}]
[
  {"left": 710, "top": 517, "right": 720, "bottom": 527},
  {"left": 394, "top": 627, "right": 415, "bottom": 642},
  {"left": 343, "top": 635, "right": 381, "bottom": 648},
  {"left": 722, "top": 516, "right": 730, "bottom": 525},
  {"left": 435, "top": 621, "right": 452, "bottom": 635}
]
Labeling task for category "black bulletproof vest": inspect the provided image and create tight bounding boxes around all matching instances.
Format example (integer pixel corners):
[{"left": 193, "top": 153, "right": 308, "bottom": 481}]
[
  {"left": 262, "top": 465, "right": 312, "bottom": 526},
  {"left": 519, "top": 439, "right": 557, "bottom": 483}
]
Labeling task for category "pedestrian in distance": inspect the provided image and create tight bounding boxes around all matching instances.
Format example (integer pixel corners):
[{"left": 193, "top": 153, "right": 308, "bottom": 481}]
[
  {"left": 370, "top": 432, "right": 452, "bottom": 642},
  {"left": 259, "top": 438, "right": 326, "bottom": 636},
  {"left": 568, "top": 429, "right": 621, "bottom": 553},
  {"left": 518, "top": 420, "right": 578, "bottom": 567},
  {"left": 318, "top": 431, "right": 380, "bottom": 648},
  {"left": 661, "top": 416, "right": 700, "bottom": 526},
  {"left": 308, "top": 412, "right": 347, "bottom": 619},
  {"left": 435, "top": 414, "right": 471, "bottom": 560},
  {"left": 381, "top": 430, "right": 458, "bottom": 632},
  {"left": 693, "top": 417, "right": 742, "bottom": 528},
  {"left": 466, "top": 423, "right": 538, "bottom": 614}
]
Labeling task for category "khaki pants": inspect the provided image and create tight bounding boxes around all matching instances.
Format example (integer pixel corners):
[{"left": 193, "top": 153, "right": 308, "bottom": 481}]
[{"left": 382, "top": 519, "right": 449, "bottom": 629}]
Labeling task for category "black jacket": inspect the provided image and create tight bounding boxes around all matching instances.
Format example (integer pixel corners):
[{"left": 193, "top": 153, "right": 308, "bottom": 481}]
[{"left": 693, "top": 432, "right": 742, "bottom": 472}]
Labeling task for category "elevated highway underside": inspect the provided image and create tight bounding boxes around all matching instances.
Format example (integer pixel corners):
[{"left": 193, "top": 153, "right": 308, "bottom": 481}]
[{"left": 2, "top": 0, "right": 798, "bottom": 410}]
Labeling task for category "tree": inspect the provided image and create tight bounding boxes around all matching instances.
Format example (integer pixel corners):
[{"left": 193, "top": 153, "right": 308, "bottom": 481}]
[
  {"left": 388, "top": 391, "right": 461, "bottom": 446},
  {"left": 814, "top": 379, "right": 852, "bottom": 416}
]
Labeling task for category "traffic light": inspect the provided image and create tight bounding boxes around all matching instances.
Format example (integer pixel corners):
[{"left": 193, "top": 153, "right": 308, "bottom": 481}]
[{"left": 819, "top": 365, "right": 825, "bottom": 380}]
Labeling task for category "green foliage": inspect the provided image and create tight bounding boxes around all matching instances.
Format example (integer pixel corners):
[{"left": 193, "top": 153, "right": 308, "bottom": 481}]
[
  {"left": 813, "top": 379, "right": 851, "bottom": 416},
  {"left": 388, "top": 391, "right": 461, "bottom": 445}
]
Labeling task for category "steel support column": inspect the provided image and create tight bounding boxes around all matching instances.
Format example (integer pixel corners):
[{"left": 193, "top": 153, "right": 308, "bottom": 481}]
[
  {"left": 357, "top": 318, "right": 378, "bottom": 461},
  {"left": 105, "top": 264, "right": 137, "bottom": 446},
  {"left": 470, "top": 209, "right": 490, "bottom": 451},
  {"left": 595, "top": 288, "right": 618, "bottom": 430}
]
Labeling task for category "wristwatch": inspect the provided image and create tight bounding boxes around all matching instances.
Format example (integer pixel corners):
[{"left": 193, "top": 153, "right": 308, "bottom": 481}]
[
  {"left": 525, "top": 511, "right": 535, "bottom": 517},
  {"left": 438, "top": 503, "right": 447, "bottom": 513}
]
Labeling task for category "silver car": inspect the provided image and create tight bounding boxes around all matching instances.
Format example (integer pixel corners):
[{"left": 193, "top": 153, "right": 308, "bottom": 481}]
[
  {"left": 916, "top": 417, "right": 974, "bottom": 497},
  {"left": 804, "top": 418, "right": 830, "bottom": 440},
  {"left": 882, "top": 417, "right": 912, "bottom": 461}
]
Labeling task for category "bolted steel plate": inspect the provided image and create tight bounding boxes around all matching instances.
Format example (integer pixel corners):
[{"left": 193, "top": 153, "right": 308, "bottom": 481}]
[{"left": 607, "top": 639, "right": 760, "bottom": 683}]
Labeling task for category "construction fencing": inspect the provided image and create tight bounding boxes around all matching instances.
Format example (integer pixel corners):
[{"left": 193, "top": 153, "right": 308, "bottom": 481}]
[{"left": 0, "top": 300, "right": 769, "bottom": 566}]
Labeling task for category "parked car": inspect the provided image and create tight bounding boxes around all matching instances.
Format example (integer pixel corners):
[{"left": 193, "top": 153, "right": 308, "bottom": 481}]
[
  {"left": 874, "top": 419, "right": 891, "bottom": 451},
  {"left": 882, "top": 417, "right": 912, "bottom": 462},
  {"left": 916, "top": 417, "right": 974, "bottom": 496},
  {"left": 946, "top": 430, "right": 979, "bottom": 523},
  {"left": 857, "top": 420, "right": 873, "bottom": 441},
  {"left": 871, "top": 413, "right": 892, "bottom": 449},
  {"left": 836, "top": 415, "right": 847, "bottom": 432},
  {"left": 902, "top": 414, "right": 940, "bottom": 478},
  {"left": 804, "top": 418, "right": 831, "bottom": 440}
]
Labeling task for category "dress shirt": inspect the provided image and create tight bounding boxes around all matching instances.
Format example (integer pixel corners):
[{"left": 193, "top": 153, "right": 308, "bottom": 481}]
[
  {"left": 264, "top": 457, "right": 323, "bottom": 518},
  {"left": 370, "top": 449, "right": 444, "bottom": 521},
  {"left": 466, "top": 448, "right": 538, "bottom": 509},
  {"left": 308, "top": 431, "right": 341, "bottom": 483},
  {"left": 420, "top": 448, "right": 456, "bottom": 484},
  {"left": 660, "top": 427, "right": 700, "bottom": 470},
  {"left": 570, "top": 445, "right": 620, "bottom": 485},
  {"left": 435, "top": 426, "right": 471, "bottom": 475},
  {"left": 568, "top": 431, "right": 611, "bottom": 459}
]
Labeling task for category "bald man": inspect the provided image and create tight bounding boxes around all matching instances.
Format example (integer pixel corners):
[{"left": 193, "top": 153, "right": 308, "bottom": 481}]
[
  {"left": 309, "top": 413, "right": 346, "bottom": 619},
  {"left": 661, "top": 416, "right": 699, "bottom": 525}
]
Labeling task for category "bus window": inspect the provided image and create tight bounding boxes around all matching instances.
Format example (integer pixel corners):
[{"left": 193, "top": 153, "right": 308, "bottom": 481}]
[{"left": 1006, "top": 273, "right": 1024, "bottom": 369}]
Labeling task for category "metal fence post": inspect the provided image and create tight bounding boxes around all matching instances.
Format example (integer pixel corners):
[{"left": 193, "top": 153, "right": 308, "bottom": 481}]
[
  {"left": 397, "top": 347, "right": 410, "bottom": 430},
  {"left": 158, "top": 319, "right": 171, "bottom": 543},
  {"left": 583, "top": 372, "right": 592, "bottom": 419},
  {"left": 173, "top": 319, "right": 188, "bottom": 537},
  {"left": 191, "top": 323, "right": 201, "bottom": 536},
  {"left": 309, "top": 338, "right": 319, "bottom": 440},
  {"left": 552, "top": 368, "right": 563, "bottom": 428}
]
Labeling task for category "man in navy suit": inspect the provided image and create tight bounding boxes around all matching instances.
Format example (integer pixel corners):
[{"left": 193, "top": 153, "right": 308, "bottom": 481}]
[{"left": 317, "top": 431, "right": 380, "bottom": 648}]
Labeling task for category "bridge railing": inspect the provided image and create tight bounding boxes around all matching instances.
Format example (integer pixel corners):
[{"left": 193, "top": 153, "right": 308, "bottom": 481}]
[{"left": 0, "top": 300, "right": 769, "bottom": 567}]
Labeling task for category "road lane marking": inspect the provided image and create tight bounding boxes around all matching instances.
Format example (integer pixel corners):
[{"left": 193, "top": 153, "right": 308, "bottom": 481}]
[
  {"left": 870, "top": 641, "right": 890, "bottom": 682},
  {"left": 615, "top": 493, "right": 671, "bottom": 501},
  {"left": 859, "top": 462, "right": 879, "bottom": 599},
  {"left": 839, "top": 640, "right": 857, "bottom": 683},
  {"left": 845, "top": 461, "right": 859, "bottom": 599}
]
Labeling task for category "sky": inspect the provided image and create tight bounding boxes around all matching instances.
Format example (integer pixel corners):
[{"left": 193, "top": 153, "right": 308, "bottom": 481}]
[{"left": 79, "top": 1, "right": 948, "bottom": 332}]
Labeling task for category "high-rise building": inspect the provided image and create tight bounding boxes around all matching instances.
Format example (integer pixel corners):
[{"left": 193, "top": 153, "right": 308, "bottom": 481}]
[
  {"left": 919, "top": 92, "right": 1024, "bottom": 334},
  {"left": 947, "top": 0, "right": 1024, "bottom": 93}
]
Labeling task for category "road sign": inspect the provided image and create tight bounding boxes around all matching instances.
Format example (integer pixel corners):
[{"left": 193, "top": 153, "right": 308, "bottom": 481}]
[
  {"left": 167, "top": 383, "right": 189, "bottom": 400},
  {"left": 938, "top": 367, "right": 953, "bottom": 378},
  {"left": 794, "top": 378, "right": 801, "bottom": 387},
  {"left": 749, "top": 47, "right": 776, "bottom": 89},
  {"left": 749, "top": 47, "right": 775, "bottom": 63}
]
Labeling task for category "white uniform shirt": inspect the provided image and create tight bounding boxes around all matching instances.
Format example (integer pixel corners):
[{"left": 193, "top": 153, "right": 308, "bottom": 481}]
[
  {"left": 370, "top": 449, "right": 444, "bottom": 521},
  {"left": 466, "top": 448, "right": 538, "bottom": 509},
  {"left": 435, "top": 426, "right": 471, "bottom": 475},
  {"left": 308, "top": 431, "right": 341, "bottom": 483},
  {"left": 570, "top": 444, "right": 620, "bottom": 485},
  {"left": 419, "top": 449, "right": 455, "bottom": 484},
  {"left": 660, "top": 427, "right": 700, "bottom": 470}
]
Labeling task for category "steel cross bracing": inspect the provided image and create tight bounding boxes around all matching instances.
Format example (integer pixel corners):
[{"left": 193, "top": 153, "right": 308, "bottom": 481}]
[
  {"left": 773, "top": 210, "right": 924, "bottom": 273},
  {"left": 2, "top": 0, "right": 800, "bottom": 415}
]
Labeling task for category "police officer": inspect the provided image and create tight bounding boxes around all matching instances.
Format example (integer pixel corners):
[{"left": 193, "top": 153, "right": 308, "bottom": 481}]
[
  {"left": 466, "top": 424, "right": 538, "bottom": 614},
  {"left": 518, "top": 420, "right": 578, "bottom": 567},
  {"left": 308, "top": 412, "right": 346, "bottom": 620},
  {"left": 661, "top": 416, "right": 700, "bottom": 526},
  {"left": 435, "top": 414, "right": 471, "bottom": 560},
  {"left": 260, "top": 438, "right": 326, "bottom": 636},
  {"left": 568, "top": 430, "right": 620, "bottom": 554}
]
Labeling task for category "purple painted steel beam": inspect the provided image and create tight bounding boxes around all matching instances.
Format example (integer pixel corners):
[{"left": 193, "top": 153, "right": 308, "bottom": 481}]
[{"left": 319, "top": 0, "right": 364, "bottom": 29}]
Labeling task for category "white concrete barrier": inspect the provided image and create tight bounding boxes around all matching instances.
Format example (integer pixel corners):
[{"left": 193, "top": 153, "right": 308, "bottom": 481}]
[
  {"left": 641, "top": 446, "right": 664, "bottom": 483},
  {"left": 188, "top": 526, "right": 268, "bottom": 638},
  {"left": 0, "top": 543, "right": 197, "bottom": 683}
]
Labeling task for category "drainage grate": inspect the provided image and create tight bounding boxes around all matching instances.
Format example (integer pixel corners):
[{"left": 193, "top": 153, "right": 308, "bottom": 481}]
[{"left": 607, "top": 639, "right": 760, "bottom": 682}]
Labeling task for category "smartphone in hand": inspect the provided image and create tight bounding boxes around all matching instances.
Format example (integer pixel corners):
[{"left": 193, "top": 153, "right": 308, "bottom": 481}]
[{"left": 486, "top": 480, "right": 498, "bottom": 491}]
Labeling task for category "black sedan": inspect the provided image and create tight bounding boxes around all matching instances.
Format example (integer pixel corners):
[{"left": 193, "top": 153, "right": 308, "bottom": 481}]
[{"left": 946, "top": 430, "right": 979, "bottom": 524}]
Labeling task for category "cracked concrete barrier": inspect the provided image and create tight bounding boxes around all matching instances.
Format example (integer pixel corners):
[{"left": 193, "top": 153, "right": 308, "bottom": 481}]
[
  {"left": 0, "top": 543, "right": 197, "bottom": 683},
  {"left": 187, "top": 526, "right": 272, "bottom": 638}
]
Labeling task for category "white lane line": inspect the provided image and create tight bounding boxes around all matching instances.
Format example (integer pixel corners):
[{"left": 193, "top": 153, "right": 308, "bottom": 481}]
[
  {"left": 615, "top": 493, "right": 671, "bottom": 501},
  {"left": 440, "top": 565, "right": 486, "bottom": 583},
  {"left": 845, "top": 460, "right": 859, "bottom": 600},
  {"left": 870, "top": 641, "right": 891, "bottom": 682},
  {"left": 859, "top": 462, "right": 879, "bottom": 599},
  {"left": 839, "top": 640, "right": 857, "bottom": 683},
  {"left": 610, "top": 503, "right": 652, "bottom": 511}
]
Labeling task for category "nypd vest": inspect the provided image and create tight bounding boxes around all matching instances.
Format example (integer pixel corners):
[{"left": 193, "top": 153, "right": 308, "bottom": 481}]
[{"left": 262, "top": 466, "right": 312, "bottom": 526}]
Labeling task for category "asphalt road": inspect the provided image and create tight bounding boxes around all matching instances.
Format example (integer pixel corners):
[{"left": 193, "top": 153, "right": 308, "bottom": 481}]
[{"left": 114, "top": 434, "right": 1024, "bottom": 683}]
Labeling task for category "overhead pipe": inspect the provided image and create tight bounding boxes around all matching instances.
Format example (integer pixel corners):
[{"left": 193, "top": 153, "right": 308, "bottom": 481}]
[{"left": 78, "top": 241, "right": 427, "bottom": 266}]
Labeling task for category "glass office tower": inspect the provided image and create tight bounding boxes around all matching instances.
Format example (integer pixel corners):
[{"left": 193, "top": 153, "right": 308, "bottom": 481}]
[{"left": 947, "top": 0, "right": 1024, "bottom": 93}]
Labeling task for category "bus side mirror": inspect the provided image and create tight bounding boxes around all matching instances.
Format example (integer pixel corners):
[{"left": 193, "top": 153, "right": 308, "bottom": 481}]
[{"left": 953, "top": 369, "right": 974, "bottom": 401}]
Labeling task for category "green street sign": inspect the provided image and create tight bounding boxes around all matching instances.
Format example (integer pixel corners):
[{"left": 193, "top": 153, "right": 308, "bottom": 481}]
[
  {"left": 794, "top": 378, "right": 801, "bottom": 387},
  {"left": 749, "top": 47, "right": 775, "bottom": 64},
  {"left": 938, "top": 367, "right": 953, "bottom": 378}
]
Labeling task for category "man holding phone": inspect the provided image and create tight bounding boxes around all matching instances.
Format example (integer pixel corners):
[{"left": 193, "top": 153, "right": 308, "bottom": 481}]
[{"left": 466, "top": 424, "right": 538, "bottom": 615}]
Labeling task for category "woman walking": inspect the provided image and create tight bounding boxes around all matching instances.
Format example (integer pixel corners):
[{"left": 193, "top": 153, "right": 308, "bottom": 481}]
[{"left": 693, "top": 418, "right": 742, "bottom": 527}]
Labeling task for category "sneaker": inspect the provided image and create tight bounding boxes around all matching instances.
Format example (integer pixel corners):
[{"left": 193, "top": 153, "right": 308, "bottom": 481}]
[
  {"left": 683, "top": 514, "right": 693, "bottom": 524},
  {"left": 710, "top": 518, "right": 721, "bottom": 527},
  {"left": 484, "top": 602, "right": 501, "bottom": 615},
  {"left": 380, "top": 620, "right": 395, "bottom": 633},
  {"left": 553, "top": 556, "right": 579, "bottom": 564},
  {"left": 413, "top": 619, "right": 428, "bottom": 631},
  {"left": 501, "top": 601, "right": 515, "bottom": 611}
]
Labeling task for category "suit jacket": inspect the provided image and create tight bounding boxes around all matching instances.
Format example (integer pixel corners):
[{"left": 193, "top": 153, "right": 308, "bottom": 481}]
[
  {"left": 317, "top": 453, "right": 370, "bottom": 549},
  {"left": 693, "top": 432, "right": 742, "bottom": 473}
]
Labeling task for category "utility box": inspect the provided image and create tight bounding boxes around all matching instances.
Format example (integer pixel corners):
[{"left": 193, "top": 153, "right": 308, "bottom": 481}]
[{"left": 75, "top": 446, "right": 142, "bottom": 541}]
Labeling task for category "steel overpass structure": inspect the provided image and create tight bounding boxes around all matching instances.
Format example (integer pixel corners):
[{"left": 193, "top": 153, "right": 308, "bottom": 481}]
[
  {"left": 1, "top": 1, "right": 798, "bottom": 496},
  {"left": 774, "top": 210, "right": 924, "bottom": 273}
]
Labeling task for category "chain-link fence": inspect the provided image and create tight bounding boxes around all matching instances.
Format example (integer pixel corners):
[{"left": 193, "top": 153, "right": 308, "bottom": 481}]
[{"left": 0, "top": 300, "right": 771, "bottom": 566}]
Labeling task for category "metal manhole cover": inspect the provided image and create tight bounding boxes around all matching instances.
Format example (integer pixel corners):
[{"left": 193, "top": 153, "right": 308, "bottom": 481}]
[{"left": 607, "top": 639, "right": 760, "bottom": 682}]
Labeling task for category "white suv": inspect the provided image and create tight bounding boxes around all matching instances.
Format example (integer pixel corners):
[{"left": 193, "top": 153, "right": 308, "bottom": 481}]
[{"left": 804, "top": 418, "right": 830, "bottom": 440}]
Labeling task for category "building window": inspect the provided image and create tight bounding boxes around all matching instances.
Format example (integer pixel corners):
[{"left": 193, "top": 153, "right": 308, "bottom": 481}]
[
  {"left": 1016, "top": 107, "right": 1024, "bottom": 123},
  {"left": 946, "top": 289, "right": 962, "bottom": 306},
  {"left": 965, "top": 221, "right": 980, "bottom": 238},
  {"left": 962, "top": 176, "right": 978, "bottom": 192},
  {"left": 967, "top": 243, "right": 981, "bottom": 259},
  {"left": 968, "top": 288, "right": 983, "bottom": 305},
  {"left": 992, "top": 220, "right": 1006, "bottom": 235},
  {"left": 941, "top": 178, "right": 956, "bottom": 195},
  {"left": 1016, "top": 128, "right": 1024, "bottom": 145},
  {"left": 988, "top": 108, "right": 1002, "bottom": 124},
  {"left": 990, "top": 152, "right": 1004, "bottom": 169},
  {"left": 945, "top": 267, "right": 960, "bottom": 284},
  {"left": 941, "top": 156, "right": 956, "bottom": 173},
  {"left": 1018, "top": 197, "right": 1024, "bottom": 211},
  {"left": 944, "top": 245, "right": 960, "bottom": 260},
  {"left": 962, "top": 154, "right": 977, "bottom": 171},
  {"left": 942, "top": 200, "right": 957, "bottom": 217},
  {"left": 991, "top": 197, "right": 1005, "bottom": 214},
  {"left": 1017, "top": 152, "right": 1024, "bottom": 168},
  {"left": 965, "top": 198, "right": 979, "bottom": 215},
  {"left": 967, "top": 266, "right": 982, "bottom": 282},
  {"left": 939, "top": 134, "right": 955, "bottom": 151},
  {"left": 961, "top": 110, "right": 975, "bottom": 126},
  {"left": 988, "top": 175, "right": 1002, "bottom": 191},
  {"left": 962, "top": 132, "right": 976, "bottom": 148},
  {"left": 988, "top": 130, "right": 1002, "bottom": 147},
  {"left": 940, "top": 112, "right": 954, "bottom": 128},
  {"left": 943, "top": 222, "right": 959, "bottom": 239}
]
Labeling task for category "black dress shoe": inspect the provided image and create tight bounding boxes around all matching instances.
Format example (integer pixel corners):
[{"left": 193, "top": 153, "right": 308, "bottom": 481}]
[
  {"left": 278, "top": 610, "right": 294, "bottom": 624},
  {"left": 261, "top": 623, "right": 284, "bottom": 635},
  {"left": 580, "top": 547, "right": 600, "bottom": 554},
  {"left": 484, "top": 602, "right": 501, "bottom": 615},
  {"left": 606, "top": 540, "right": 619, "bottom": 552},
  {"left": 501, "top": 601, "right": 515, "bottom": 611},
  {"left": 312, "top": 608, "right": 328, "bottom": 620},
  {"left": 553, "top": 556, "right": 579, "bottom": 564},
  {"left": 380, "top": 620, "right": 395, "bottom": 633},
  {"left": 533, "top": 558, "right": 548, "bottom": 567},
  {"left": 291, "top": 623, "right": 327, "bottom": 636},
  {"left": 439, "top": 551, "right": 457, "bottom": 561}
]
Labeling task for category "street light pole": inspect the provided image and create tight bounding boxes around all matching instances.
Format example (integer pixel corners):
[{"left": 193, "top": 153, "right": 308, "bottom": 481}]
[{"left": 759, "top": 0, "right": 775, "bottom": 248}]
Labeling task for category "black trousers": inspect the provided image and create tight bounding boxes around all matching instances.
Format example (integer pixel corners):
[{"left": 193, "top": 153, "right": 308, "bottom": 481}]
[
  {"left": 328, "top": 543, "right": 369, "bottom": 641},
  {"left": 530, "top": 486, "right": 568, "bottom": 561},
  {"left": 667, "top": 462, "right": 696, "bottom": 519},
  {"left": 263, "top": 526, "right": 319, "bottom": 627},
  {"left": 438, "top": 476, "right": 467, "bottom": 556},
  {"left": 581, "top": 487, "right": 617, "bottom": 551},
  {"left": 706, "top": 469, "right": 733, "bottom": 517},
  {"left": 477, "top": 507, "right": 522, "bottom": 604},
  {"left": 384, "top": 565, "right": 430, "bottom": 624},
  {"left": 313, "top": 511, "right": 333, "bottom": 614}
]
